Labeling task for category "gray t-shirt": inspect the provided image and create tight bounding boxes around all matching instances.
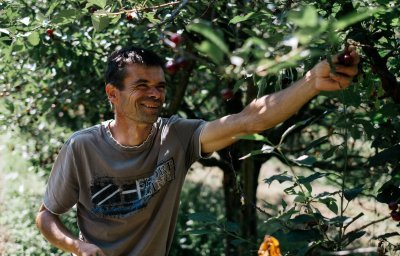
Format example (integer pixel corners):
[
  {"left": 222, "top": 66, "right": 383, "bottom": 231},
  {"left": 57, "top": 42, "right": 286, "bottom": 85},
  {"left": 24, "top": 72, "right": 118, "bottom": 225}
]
[{"left": 43, "top": 115, "right": 207, "bottom": 255}]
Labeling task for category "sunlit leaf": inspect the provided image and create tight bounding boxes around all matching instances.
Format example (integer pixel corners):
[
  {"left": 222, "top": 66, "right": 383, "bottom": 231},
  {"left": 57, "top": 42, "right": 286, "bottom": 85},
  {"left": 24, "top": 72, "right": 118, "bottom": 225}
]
[
  {"left": 27, "top": 32, "right": 40, "bottom": 46},
  {"left": 236, "top": 134, "right": 269, "bottom": 142},
  {"left": 196, "top": 41, "right": 224, "bottom": 64},
  {"left": 239, "top": 144, "right": 274, "bottom": 160},
  {"left": 229, "top": 12, "right": 255, "bottom": 24},
  {"left": 319, "top": 197, "right": 338, "bottom": 214},
  {"left": 187, "top": 20, "right": 229, "bottom": 54},
  {"left": 18, "top": 17, "right": 30, "bottom": 26},
  {"left": 91, "top": 15, "right": 110, "bottom": 31},
  {"left": 88, "top": 0, "right": 107, "bottom": 9},
  {"left": 293, "top": 155, "right": 316, "bottom": 167},
  {"left": 53, "top": 9, "right": 82, "bottom": 25},
  {"left": 334, "top": 7, "right": 384, "bottom": 30},
  {"left": 288, "top": 6, "right": 318, "bottom": 28}
]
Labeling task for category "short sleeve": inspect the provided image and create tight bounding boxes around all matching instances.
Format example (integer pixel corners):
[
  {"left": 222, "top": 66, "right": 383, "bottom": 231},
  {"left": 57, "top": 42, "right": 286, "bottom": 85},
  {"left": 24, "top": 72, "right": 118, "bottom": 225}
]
[
  {"left": 43, "top": 139, "right": 79, "bottom": 214},
  {"left": 168, "top": 116, "right": 210, "bottom": 168}
]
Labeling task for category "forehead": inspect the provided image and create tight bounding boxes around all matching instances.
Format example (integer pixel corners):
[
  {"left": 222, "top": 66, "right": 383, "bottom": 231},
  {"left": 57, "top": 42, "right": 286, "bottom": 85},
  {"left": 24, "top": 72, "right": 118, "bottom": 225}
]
[{"left": 123, "top": 64, "right": 165, "bottom": 83}]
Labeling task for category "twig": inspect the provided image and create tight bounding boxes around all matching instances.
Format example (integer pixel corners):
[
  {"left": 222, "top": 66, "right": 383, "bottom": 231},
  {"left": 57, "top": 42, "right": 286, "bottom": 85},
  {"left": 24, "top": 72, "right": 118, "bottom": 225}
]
[
  {"left": 156, "top": 0, "right": 190, "bottom": 26},
  {"left": 94, "top": 1, "right": 181, "bottom": 16},
  {"left": 351, "top": 216, "right": 391, "bottom": 234}
]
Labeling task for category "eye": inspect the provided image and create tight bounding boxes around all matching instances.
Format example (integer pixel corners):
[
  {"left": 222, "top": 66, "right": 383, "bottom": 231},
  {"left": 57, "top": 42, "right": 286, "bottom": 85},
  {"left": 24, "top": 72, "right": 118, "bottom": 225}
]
[
  {"left": 136, "top": 84, "right": 148, "bottom": 89},
  {"left": 157, "top": 85, "right": 166, "bottom": 91}
]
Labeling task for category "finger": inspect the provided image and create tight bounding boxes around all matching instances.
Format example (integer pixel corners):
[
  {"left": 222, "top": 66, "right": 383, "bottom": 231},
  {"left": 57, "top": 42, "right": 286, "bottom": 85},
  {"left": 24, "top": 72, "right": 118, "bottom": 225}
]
[
  {"left": 329, "top": 73, "right": 352, "bottom": 88},
  {"left": 335, "top": 65, "right": 359, "bottom": 77}
]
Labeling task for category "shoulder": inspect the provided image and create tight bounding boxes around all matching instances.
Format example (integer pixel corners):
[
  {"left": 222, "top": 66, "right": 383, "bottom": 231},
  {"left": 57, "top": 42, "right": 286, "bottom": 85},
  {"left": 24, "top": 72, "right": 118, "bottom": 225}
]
[
  {"left": 160, "top": 115, "right": 206, "bottom": 128},
  {"left": 65, "top": 124, "right": 103, "bottom": 148}
]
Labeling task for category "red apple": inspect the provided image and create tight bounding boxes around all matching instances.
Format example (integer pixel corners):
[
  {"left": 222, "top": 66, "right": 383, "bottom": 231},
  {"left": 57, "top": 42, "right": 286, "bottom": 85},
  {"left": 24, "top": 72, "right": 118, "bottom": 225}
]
[
  {"left": 46, "top": 29, "right": 54, "bottom": 38},
  {"left": 170, "top": 33, "right": 182, "bottom": 45},
  {"left": 391, "top": 210, "right": 400, "bottom": 221},
  {"left": 220, "top": 88, "right": 234, "bottom": 101},
  {"left": 389, "top": 202, "right": 398, "bottom": 211},
  {"left": 165, "top": 60, "right": 178, "bottom": 75},
  {"left": 338, "top": 50, "right": 353, "bottom": 66},
  {"left": 175, "top": 57, "right": 189, "bottom": 69}
]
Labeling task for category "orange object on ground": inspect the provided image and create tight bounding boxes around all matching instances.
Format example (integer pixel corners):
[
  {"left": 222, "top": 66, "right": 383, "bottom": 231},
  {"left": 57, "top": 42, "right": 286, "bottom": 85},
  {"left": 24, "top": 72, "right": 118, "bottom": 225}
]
[{"left": 258, "top": 235, "right": 281, "bottom": 256}]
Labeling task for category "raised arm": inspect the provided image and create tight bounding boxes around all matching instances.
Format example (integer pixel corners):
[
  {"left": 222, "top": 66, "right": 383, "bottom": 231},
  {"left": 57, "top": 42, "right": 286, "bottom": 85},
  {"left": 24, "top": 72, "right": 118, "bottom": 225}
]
[
  {"left": 36, "top": 204, "right": 105, "bottom": 256},
  {"left": 200, "top": 48, "right": 359, "bottom": 154}
]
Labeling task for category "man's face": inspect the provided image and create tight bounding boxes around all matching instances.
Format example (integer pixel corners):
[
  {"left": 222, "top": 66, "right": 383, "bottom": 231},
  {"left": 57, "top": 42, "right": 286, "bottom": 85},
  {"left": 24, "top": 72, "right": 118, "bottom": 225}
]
[{"left": 115, "top": 64, "right": 167, "bottom": 124}]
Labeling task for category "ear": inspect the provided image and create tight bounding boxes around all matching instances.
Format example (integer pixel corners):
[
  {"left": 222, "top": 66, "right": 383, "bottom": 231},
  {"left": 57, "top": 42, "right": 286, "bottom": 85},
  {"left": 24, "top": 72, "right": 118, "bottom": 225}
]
[{"left": 105, "top": 83, "right": 119, "bottom": 103}]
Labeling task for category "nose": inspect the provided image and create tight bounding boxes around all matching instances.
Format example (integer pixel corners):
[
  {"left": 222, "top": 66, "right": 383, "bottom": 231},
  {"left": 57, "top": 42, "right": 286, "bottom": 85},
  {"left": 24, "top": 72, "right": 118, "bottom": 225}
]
[{"left": 147, "top": 86, "right": 162, "bottom": 99}]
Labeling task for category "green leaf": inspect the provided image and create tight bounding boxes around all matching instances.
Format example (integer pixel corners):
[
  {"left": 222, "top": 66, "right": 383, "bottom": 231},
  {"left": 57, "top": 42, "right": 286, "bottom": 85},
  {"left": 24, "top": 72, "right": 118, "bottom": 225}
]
[
  {"left": 343, "top": 230, "right": 366, "bottom": 246},
  {"left": 0, "top": 28, "right": 11, "bottom": 35},
  {"left": 27, "top": 32, "right": 40, "bottom": 46},
  {"left": 187, "top": 212, "right": 217, "bottom": 223},
  {"left": 88, "top": 0, "right": 107, "bottom": 9},
  {"left": 185, "top": 229, "right": 214, "bottom": 235},
  {"left": 328, "top": 216, "right": 349, "bottom": 225},
  {"left": 53, "top": 10, "right": 82, "bottom": 25},
  {"left": 195, "top": 41, "right": 223, "bottom": 64},
  {"left": 187, "top": 20, "right": 229, "bottom": 54},
  {"left": 236, "top": 134, "right": 269, "bottom": 142},
  {"left": 45, "top": 2, "right": 59, "bottom": 16},
  {"left": 322, "top": 145, "right": 340, "bottom": 159},
  {"left": 343, "top": 186, "right": 363, "bottom": 202},
  {"left": 229, "top": 12, "right": 255, "bottom": 24},
  {"left": 143, "top": 12, "right": 160, "bottom": 23},
  {"left": 294, "top": 195, "right": 307, "bottom": 203},
  {"left": 319, "top": 197, "right": 338, "bottom": 214},
  {"left": 264, "top": 172, "right": 293, "bottom": 185},
  {"left": 225, "top": 221, "right": 239, "bottom": 233},
  {"left": 279, "top": 117, "right": 313, "bottom": 145},
  {"left": 91, "top": 15, "right": 110, "bottom": 32},
  {"left": 298, "top": 172, "right": 327, "bottom": 184},
  {"left": 239, "top": 144, "right": 274, "bottom": 160},
  {"left": 290, "top": 214, "right": 315, "bottom": 224},
  {"left": 293, "top": 155, "right": 316, "bottom": 167},
  {"left": 304, "top": 135, "right": 330, "bottom": 152},
  {"left": 18, "top": 17, "right": 31, "bottom": 26},
  {"left": 369, "top": 144, "right": 400, "bottom": 166},
  {"left": 288, "top": 6, "right": 318, "bottom": 28},
  {"left": 334, "top": 7, "right": 384, "bottom": 30}
]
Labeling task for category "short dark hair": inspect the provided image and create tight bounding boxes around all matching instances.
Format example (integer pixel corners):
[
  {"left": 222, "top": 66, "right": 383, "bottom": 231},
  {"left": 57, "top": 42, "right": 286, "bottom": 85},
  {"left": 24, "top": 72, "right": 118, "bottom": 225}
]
[{"left": 105, "top": 46, "right": 164, "bottom": 90}]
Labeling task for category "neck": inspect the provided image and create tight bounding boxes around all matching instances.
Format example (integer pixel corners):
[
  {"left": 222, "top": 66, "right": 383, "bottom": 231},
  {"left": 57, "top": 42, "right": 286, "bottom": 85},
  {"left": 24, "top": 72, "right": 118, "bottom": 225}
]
[{"left": 109, "top": 116, "right": 154, "bottom": 147}]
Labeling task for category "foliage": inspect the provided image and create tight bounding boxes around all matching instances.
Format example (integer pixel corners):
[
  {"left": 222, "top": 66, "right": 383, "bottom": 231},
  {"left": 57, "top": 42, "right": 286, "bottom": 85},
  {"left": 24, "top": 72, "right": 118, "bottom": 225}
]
[{"left": 1, "top": 0, "right": 400, "bottom": 255}]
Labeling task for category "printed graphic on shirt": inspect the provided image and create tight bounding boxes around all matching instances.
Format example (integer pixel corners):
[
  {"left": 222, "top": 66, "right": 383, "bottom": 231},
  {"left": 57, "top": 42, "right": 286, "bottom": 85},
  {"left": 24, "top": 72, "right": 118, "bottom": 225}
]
[{"left": 90, "top": 158, "right": 175, "bottom": 217}]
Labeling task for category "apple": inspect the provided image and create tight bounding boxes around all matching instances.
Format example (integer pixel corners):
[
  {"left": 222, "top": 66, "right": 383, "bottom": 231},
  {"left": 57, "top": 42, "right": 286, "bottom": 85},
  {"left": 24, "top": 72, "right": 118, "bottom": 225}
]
[
  {"left": 220, "top": 88, "right": 234, "bottom": 101},
  {"left": 389, "top": 202, "right": 398, "bottom": 211},
  {"left": 165, "top": 60, "right": 178, "bottom": 75},
  {"left": 170, "top": 33, "right": 182, "bottom": 45},
  {"left": 390, "top": 210, "right": 400, "bottom": 221},
  {"left": 338, "top": 50, "right": 353, "bottom": 66},
  {"left": 46, "top": 29, "right": 54, "bottom": 38}
]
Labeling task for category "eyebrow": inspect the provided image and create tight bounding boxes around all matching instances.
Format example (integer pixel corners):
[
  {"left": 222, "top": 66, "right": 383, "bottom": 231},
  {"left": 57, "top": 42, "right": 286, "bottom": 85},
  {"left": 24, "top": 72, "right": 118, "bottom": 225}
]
[{"left": 132, "top": 79, "right": 167, "bottom": 86}]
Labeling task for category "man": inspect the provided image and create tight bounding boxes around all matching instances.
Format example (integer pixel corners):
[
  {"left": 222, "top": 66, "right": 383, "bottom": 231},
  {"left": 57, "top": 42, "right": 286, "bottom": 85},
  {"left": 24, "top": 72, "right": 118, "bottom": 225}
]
[{"left": 36, "top": 46, "right": 359, "bottom": 255}]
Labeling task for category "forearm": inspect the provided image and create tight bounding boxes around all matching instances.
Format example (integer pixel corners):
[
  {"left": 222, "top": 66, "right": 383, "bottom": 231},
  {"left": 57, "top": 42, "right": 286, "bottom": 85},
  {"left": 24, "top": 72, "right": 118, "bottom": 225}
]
[
  {"left": 36, "top": 204, "right": 81, "bottom": 254},
  {"left": 242, "top": 71, "right": 319, "bottom": 133},
  {"left": 200, "top": 73, "right": 318, "bottom": 153}
]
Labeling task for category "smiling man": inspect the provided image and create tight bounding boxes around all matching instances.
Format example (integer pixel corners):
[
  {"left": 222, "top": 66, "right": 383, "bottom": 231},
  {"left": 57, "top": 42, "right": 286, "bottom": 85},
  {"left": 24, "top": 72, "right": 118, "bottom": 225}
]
[{"left": 36, "top": 46, "right": 359, "bottom": 256}]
